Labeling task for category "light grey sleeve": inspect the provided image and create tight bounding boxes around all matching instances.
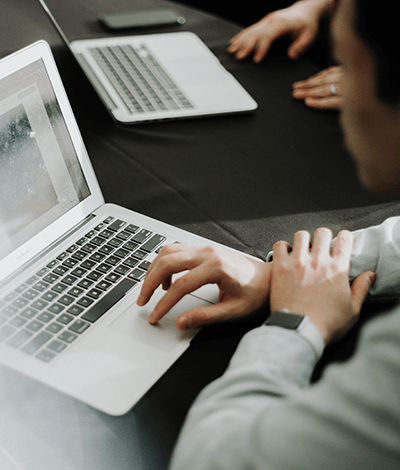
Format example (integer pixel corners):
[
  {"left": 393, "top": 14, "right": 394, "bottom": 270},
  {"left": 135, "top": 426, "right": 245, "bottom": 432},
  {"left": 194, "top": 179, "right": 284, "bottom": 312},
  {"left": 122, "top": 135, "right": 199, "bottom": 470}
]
[
  {"left": 170, "top": 308, "right": 400, "bottom": 470},
  {"left": 349, "top": 216, "right": 400, "bottom": 295}
]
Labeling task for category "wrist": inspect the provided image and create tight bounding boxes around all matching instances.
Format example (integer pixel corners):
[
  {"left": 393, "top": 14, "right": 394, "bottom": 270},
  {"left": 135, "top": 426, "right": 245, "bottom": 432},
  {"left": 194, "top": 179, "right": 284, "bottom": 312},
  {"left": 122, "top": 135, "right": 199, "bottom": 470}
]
[{"left": 264, "top": 309, "right": 325, "bottom": 359}]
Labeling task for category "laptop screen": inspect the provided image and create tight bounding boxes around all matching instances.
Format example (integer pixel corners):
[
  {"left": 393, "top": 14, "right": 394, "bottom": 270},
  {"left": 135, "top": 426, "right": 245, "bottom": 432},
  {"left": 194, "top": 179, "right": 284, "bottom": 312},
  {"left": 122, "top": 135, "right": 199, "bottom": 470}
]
[{"left": 0, "top": 59, "right": 90, "bottom": 261}]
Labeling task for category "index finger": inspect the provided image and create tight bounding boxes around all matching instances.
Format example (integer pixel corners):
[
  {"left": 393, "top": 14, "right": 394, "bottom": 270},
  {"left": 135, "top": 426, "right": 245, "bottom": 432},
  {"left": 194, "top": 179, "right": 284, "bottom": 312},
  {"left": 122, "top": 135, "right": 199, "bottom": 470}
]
[{"left": 137, "top": 245, "right": 196, "bottom": 306}]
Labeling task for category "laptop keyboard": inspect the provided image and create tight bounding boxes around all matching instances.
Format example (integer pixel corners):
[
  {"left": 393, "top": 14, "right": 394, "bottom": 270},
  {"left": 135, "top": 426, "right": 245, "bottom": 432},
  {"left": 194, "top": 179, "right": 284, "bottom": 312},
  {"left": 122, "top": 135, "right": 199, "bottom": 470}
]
[
  {"left": 0, "top": 217, "right": 167, "bottom": 363},
  {"left": 90, "top": 44, "right": 194, "bottom": 114}
]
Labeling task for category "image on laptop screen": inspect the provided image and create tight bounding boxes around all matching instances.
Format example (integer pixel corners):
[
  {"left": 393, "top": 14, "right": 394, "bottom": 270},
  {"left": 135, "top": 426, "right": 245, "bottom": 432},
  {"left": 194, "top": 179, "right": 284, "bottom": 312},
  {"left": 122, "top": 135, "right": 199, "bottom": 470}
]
[{"left": 0, "top": 59, "right": 90, "bottom": 260}]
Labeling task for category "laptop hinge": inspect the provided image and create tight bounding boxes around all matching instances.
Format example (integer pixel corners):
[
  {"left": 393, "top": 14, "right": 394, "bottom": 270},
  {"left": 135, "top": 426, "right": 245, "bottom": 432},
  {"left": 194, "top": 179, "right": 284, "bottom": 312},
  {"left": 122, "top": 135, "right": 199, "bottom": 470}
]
[{"left": 0, "top": 214, "right": 96, "bottom": 292}]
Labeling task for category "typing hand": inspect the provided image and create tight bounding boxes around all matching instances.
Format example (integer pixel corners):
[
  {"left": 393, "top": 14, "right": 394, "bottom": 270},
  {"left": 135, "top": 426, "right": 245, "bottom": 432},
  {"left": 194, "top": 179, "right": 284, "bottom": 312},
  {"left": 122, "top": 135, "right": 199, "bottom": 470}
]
[
  {"left": 227, "top": 0, "right": 329, "bottom": 63},
  {"left": 137, "top": 244, "right": 271, "bottom": 330},
  {"left": 269, "top": 228, "right": 375, "bottom": 344}
]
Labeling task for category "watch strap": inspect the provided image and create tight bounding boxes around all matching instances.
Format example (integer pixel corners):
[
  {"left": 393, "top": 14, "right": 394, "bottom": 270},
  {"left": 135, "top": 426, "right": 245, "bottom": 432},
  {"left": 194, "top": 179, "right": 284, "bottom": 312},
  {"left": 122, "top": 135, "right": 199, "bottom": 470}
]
[{"left": 264, "top": 310, "right": 325, "bottom": 359}]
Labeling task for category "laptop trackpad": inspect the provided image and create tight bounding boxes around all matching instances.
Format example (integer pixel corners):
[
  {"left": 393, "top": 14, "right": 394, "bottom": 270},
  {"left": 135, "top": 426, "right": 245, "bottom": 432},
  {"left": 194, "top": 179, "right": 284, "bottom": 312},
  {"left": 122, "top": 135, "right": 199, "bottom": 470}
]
[{"left": 109, "top": 288, "right": 210, "bottom": 352}]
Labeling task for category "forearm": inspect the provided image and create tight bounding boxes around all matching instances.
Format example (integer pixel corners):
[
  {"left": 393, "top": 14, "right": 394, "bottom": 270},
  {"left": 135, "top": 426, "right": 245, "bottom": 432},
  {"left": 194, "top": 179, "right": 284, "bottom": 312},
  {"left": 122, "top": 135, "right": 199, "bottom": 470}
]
[
  {"left": 350, "top": 216, "right": 400, "bottom": 295},
  {"left": 170, "top": 308, "right": 400, "bottom": 470},
  {"left": 170, "top": 326, "right": 318, "bottom": 470}
]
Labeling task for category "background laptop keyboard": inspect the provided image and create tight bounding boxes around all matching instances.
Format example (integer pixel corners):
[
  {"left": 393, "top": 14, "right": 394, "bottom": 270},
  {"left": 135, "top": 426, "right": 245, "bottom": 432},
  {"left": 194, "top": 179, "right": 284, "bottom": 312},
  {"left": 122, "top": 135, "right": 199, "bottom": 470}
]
[
  {"left": 0, "top": 217, "right": 167, "bottom": 363},
  {"left": 90, "top": 44, "right": 193, "bottom": 114}
]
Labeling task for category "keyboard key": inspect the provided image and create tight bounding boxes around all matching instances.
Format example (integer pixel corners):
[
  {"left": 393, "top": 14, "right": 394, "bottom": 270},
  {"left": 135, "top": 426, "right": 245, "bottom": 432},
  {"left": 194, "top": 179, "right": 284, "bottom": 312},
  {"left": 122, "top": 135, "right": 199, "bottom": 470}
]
[
  {"left": 15, "top": 284, "right": 28, "bottom": 294},
  {"left": 96, "top": 263, "right": 112, "bottom": 274},
  {"left": 22, "top": 289, "right": 39, "bottom": 301},
  {"left": 41, "top": 291, "right": 58, "bottom": 302},
  {"left": 57, "top": 313, "right": 74, "bottom": 325},
  {"left": 81, "top": 260, "right": 96, "bottom": 270},
  {"left": 21, "top": 331, "right": 53, "bottom": 355},
  {"left": 6, "top": 329, "right": 33, "bottom": 348},
  {"left": 11, "top": 297, "right": 29, "bottom": 309},
  {"left": 68, "top": 287, "right": 84, "bottom": 297},
  {"left": 99, "top": 229, "right": 114, "bottom": 239},
  {"left": 43, "top": 273, "right": 59, "bottom": 283},
  {"left": 67, "top": 305, "right": 84, "bottom": 316},
  {"left": 46, "top": 322, "right": 63, "bottom": 334},
  {"left": 86, "top": 288, "right": 103, "bottom": 300},
  {"left": 131, "top": 249, "right": 147, "bottom": 261},
  {"left": 128, "top": 268, "right": 146, "bottom": 282},
  {"left": 62, "top": 258, "right": 79, "bottom": 268},
  {"left": 77, "top": 279, "right": 94, "bottom": 289},
  {"left": 32, "top": 281, "right": 50, "bottom": 292},
  {"left": 122, "top": 257, "right": 139, "bottom": 268},
  {"left": 71, "top": 267, "right": 87, "bottom": 278},
  {"left": 2, "top": 306, "right": 19, "bottom": 318},
  {"left": 77, "top": 297, "right": 94, "bottom": 308},
  {"left": 114, "top": 265, "right": 130, "bottom": 275},
  {"left": 116, "top": 231, "right": 131, "bottom": 241},
  {"left": 108, "top": 219, "right": 126, "bottom": 232},
  {"left": 51, "top": 283, "right": 68, "bottom": 294},
  {"left": 114, "top": 248, "right": 130, "bottom": 259},
  {"left": 20, "top": 307, "right": 38, "bottom": 320},
  {"left": 58, "top": 331, "right": 77, "bottom": 344},
  {"left": 26, "top": 320, "right": 45, "bottom": 332},
  {"left": 47, "top": 259, "right": 58, "bottom": 268},
  {"left": 82, "top": 278, "right": 136, "bottom": 323},
  {"left": 141, "top": 234, "right": 166, "bottom": 252},
  {"left": 105, "top": 273, "right": 121, "bottom": 283},
  {"left": 139, "top": 260, "right": 152, "bottom": 271},
  {"left": 47, "top": 340, "right": 67, "bottom": 353},
  {"left": 61, "top": 275, "right": 78, "bottom": 286},
  {"left": 31, "top": 299, "right": 48, "bottom": 311},
  {"left": 0, "top": 325, "right": 16, "bottom": 341},
  {"left": 58, "top": 295, "right": 75, "bottom": 306},
  {"left": 53, "top": 265, "right": 69, "bottom": 276},
  {"left": 37, "top": 312, "right": 55, "bottom": 323},
  {"left": 96, "top": 280, "right": 112, "bottom": 291},
  {"left": 131, "top": 229, "right": 152, "bottom": 243},
  {"left": 125, "top": 224, "right": 139, "bottom": 233},
  {"left": 47, "top": 303, "right": 65, "bottom": 314},
  {"left": 36, "top": 349, "right": 56, "bottom": 363},
  {"left": 4, "top": 292, "right": 17, "bottom": 302},
  {"left": 9, "top": 316, "right": 28, "bottom": 328},
  {"left": 68, "top": 319, "right": 90, "bottom": 334}
]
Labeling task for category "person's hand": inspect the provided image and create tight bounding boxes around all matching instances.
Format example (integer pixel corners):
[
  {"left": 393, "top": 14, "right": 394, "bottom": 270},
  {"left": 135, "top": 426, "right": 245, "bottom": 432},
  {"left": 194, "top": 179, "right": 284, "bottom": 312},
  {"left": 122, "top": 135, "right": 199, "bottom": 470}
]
[
  {"left": 269, "top": 228, "right": 376, "bottom": 344},
  {"left": 292, "top": 65, "right": 343, "bottom": 110},
  {"left": 227, "top": 0, "right": 331, "bottom": 63},
  {"left": 137, "top": 244, "right": 271, "bottom": 330}
]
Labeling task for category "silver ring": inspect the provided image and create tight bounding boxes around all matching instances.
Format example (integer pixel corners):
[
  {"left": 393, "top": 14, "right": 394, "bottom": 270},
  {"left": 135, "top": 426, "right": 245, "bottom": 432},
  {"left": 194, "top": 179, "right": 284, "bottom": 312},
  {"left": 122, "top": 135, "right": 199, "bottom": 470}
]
[{"left": 330, "top": 84, "right": 337, "bottom": 96}]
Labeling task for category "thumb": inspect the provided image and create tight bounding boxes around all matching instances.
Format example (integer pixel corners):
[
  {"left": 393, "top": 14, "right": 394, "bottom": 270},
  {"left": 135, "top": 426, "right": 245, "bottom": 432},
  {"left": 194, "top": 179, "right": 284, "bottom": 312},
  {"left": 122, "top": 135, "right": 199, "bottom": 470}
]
[{"left": 350, "top": 271, "right": 376, "bottom": 313}]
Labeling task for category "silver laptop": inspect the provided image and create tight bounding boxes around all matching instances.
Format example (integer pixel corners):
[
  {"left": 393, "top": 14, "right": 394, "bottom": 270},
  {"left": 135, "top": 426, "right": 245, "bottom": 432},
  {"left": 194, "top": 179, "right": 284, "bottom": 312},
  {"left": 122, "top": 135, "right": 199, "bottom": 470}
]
[
  {"left": 0, "top": 40, "right": 244, "bottom": 415},
  {"left": 38, "top": 0, "right": 257, "bottom": 124}
]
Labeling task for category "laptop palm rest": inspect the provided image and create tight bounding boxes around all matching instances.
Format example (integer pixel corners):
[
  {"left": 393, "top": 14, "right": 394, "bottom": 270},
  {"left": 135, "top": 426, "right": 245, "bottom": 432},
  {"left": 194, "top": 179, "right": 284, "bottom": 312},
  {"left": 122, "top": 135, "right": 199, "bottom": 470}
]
[{"left": 109, "top": 288, "right": 210, "bottom": 352}]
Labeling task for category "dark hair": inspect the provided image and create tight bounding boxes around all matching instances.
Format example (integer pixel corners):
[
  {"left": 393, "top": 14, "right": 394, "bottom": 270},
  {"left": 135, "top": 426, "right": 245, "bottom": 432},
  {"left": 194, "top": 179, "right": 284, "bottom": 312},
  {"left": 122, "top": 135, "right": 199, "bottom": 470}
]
[{"left": 355, "top": 0, "right": 400, "bottom": 104}]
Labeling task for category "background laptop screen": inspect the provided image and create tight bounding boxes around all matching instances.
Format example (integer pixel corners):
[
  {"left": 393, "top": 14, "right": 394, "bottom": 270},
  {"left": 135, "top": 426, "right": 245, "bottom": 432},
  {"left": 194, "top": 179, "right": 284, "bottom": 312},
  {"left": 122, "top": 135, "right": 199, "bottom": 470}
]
[{"left": 0, "top": 59, "right": 90, "bottom": 260}]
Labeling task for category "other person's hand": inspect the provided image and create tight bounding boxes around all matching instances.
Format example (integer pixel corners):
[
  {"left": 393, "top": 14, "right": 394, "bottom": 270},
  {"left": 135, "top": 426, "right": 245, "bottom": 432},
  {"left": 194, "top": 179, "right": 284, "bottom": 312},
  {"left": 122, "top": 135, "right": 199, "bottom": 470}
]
[
  {"left": 137, "top": 244, "right": 271, "bottom": 330},
  {"left": 269, "top": 228, "right": 375, "bottom": 343},
  {"left": 227, "top": 0, "right": 331, "bottom": 63},
  {"left": 292, "top": 65, "right": 343, "bottom": 110}
]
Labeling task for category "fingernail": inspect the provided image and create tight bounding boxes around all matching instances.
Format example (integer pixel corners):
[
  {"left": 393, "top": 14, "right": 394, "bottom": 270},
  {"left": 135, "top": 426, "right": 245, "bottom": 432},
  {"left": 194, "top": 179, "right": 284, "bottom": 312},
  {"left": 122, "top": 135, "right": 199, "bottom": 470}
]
[
  {"left": 148, "top": 313, "right": 157, "bottom": 324},
  {"left": 178, "top": 315, "right": 189, "bottom": 330}
]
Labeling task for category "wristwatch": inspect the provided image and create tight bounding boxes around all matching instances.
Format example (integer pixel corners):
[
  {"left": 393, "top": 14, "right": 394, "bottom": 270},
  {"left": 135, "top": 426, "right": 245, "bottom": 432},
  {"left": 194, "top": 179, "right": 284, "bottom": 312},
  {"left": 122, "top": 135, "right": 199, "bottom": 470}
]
[{"left": 264, "top": 309, "right": 325, "bottom": 359}]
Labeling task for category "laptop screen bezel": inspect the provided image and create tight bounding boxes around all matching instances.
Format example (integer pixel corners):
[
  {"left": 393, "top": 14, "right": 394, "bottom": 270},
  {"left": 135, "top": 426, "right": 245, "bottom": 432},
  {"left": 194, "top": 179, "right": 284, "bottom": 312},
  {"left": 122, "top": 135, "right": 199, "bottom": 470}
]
[{"left": 0, "top": 40, "right": 104, "bottom": 284}]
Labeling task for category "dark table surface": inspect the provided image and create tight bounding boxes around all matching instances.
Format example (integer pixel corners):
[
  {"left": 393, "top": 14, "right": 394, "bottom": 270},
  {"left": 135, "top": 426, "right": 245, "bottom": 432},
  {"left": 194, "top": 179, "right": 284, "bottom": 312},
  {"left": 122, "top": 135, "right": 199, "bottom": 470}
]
[{"left": 1, "top": 1, "right": 399, "bottom": 469}]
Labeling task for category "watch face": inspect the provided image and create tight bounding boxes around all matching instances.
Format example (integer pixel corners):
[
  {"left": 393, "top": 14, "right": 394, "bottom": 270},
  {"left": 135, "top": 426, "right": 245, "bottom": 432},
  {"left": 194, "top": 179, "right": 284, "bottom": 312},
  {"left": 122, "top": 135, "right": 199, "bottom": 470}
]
[{"left": 265, "top": 311, "right": 305, "bottom": 329}]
